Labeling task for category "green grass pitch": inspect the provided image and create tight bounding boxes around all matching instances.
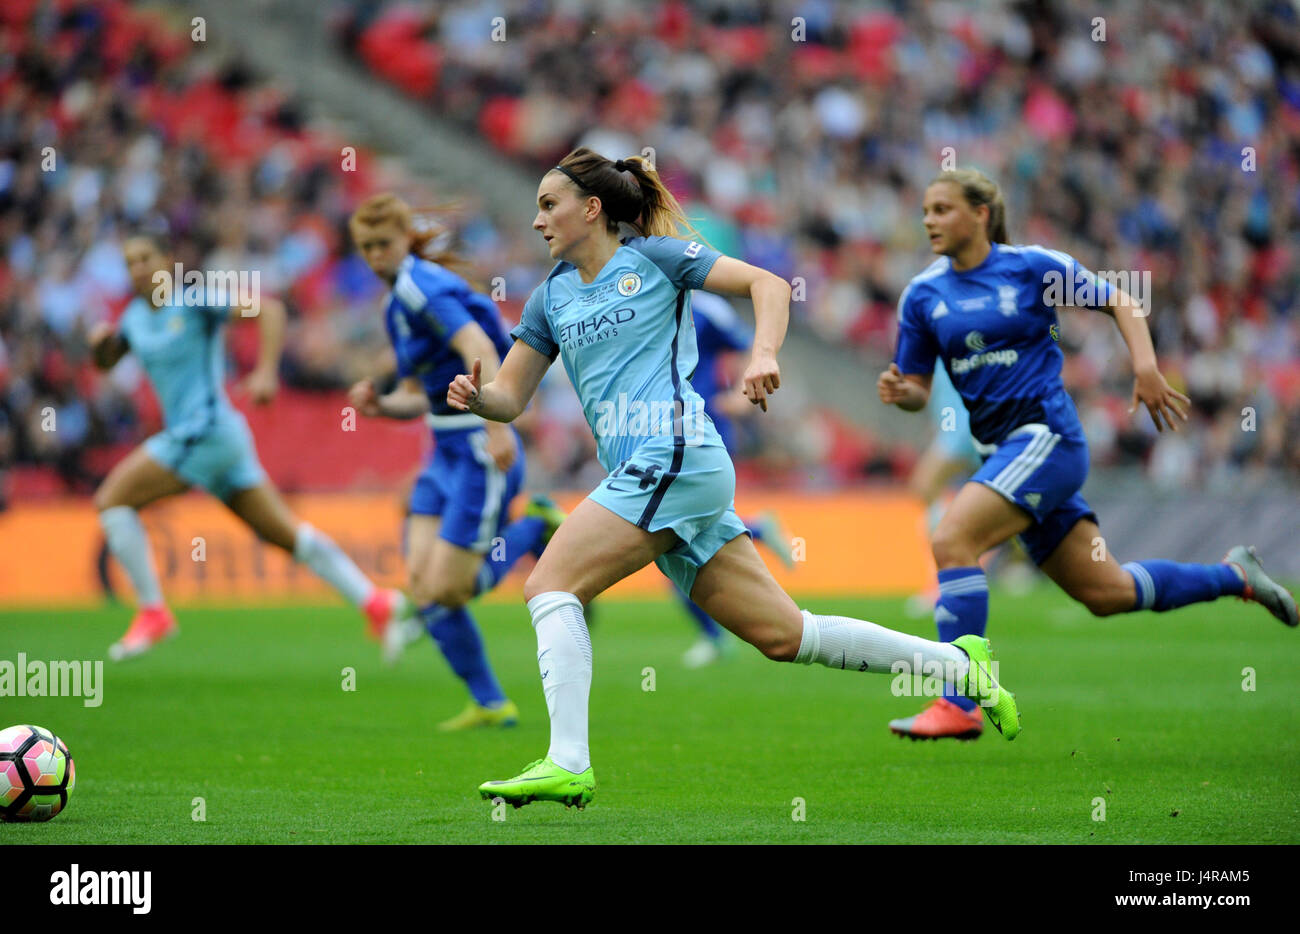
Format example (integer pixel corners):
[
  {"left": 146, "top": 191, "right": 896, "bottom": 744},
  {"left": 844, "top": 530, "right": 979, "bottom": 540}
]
[{"left": 3, "top": 584, "right": 1297, "bottom": 844}]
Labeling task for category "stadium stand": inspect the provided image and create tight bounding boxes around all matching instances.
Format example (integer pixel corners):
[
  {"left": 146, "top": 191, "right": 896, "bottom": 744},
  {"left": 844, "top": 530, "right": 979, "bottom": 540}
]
[{"left": 1, "top": 0, "right": 1297, "bottom": 511}]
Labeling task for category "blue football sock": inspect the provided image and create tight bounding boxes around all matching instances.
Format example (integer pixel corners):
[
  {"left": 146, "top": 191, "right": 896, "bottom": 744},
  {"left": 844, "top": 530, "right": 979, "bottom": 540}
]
[
  {"left": 1122, "top": 560, "right": 1245, "bottom": 612},
  {"left": 675, "top": 587, "right": 723, "bottom": 640},
  {"left": 935, "top": 566, "right": 989, "bottom": 712},
  {"left": 421, "top": 603, "right": 506, "bottom": 707},
  {"left": 473, "top": 516, "right": 547, "bottom": 596}
]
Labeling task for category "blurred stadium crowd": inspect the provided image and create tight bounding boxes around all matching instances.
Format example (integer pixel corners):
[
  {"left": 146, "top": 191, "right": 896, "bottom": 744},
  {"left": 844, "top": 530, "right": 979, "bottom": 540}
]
[{"left": 2, "top": 0, "right": 1298, "bottom": 509}]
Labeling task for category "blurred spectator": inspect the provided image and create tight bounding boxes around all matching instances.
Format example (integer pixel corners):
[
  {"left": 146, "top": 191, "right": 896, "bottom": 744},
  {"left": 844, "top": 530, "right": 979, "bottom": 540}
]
[
  {"left": 3, "top": 0, "right": 1297, "bottom": 505},
  {"left": 339, "top": 0, "right": 1300, "bottom": 490}
]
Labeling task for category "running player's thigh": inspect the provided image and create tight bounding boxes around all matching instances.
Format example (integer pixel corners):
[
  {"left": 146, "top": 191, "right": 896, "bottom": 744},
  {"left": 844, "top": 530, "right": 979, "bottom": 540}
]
[
  {"left": 1038, "top": 518, "right": 1135, "bottom": 609},
  {"left": 910, "top": 444, "right": 967, "bottom": 503},
  {"left": 224, "top": 483, "right": 299, "bottom": 552},
  {"left": 525, "top": 497, "right": 677, "bottom": 605},
  {"left": 932, "top": 481, "right": 1033, "bottom": 566},
  {"left": 689, "top": 532, "right": 802, "bottom": 655},
  {"left": 406, "top": 515, "right": 442, "bottom": 574},
  {"left": 93, "top": 445, "right": 190, "bottom": 511},
  {"left": 421, "top": 538, "right": 486, "bottom": 607}
]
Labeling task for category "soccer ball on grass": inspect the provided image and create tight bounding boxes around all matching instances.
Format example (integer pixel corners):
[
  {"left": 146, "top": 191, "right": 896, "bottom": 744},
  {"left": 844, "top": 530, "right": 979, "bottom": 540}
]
[{"left": 0, "top": 724, "right": 75, "bottom": 822}]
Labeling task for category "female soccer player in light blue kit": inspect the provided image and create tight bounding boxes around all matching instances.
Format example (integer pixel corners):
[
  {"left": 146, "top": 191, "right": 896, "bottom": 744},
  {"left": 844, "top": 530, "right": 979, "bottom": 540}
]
[
  {"left": 449, "top": 148, "right": 1021, "bottom": 810},
  {"left": 90, "top": 234, "right": 412, "bottom": 660},
  {"left": 878, "top": 169, "right": 1297, "bottom": 741},
  {"left": 347, "top": 194, "right": 564, "bottom": 730}
]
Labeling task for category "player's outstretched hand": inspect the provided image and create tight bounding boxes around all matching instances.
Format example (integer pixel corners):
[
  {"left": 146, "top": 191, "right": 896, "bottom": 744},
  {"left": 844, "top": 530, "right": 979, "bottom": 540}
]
[
  {"left": 1130, "top": 366, "right": 1190, "bottom": 432},
  {"left": 742, "top": 351, "right": 780, "bottom": 412},
  {"left": 242, "top": 367, "right": 279, "bottom": 405},
  {"left": 88, "top": 322, "right": 121, "bottom": 369},
  {"left": 448, "top": 358, "right": 482, "bottom": 413},
  {"left": 347, "top": 379, "right": 381, "bottom": 417},
  {"left": 88, "top": 322, "right": 115, "bottom": 351},
  {"left": 877, "top": 363, "right": 910, "bottom": 405}
]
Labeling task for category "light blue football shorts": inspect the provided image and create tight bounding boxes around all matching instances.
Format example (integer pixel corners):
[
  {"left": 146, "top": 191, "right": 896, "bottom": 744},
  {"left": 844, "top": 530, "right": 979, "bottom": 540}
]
[
  {"left": 588, "top": 433, "right": 749, "bottom": 598},
  {"left": 143, "top": 409, "right": 267, "bottom": 502}
]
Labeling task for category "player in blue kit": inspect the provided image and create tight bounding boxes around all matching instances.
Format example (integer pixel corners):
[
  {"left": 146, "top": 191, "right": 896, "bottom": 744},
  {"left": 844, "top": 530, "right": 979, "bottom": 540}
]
[
  {"left": 348, "top": 194, "right": 563, "bottom": 730},
  {"left": 879, "top": 168, "right": 1298, "bottom": 741},
  {"left": 89, "top": 234, "right": 413, "bottom": 660},
  {"left": 449, "top": 148, "right": 1021, "bottom": 810},
  {"left": 674, "top": 290, "right": 794, "bottom": 668}
]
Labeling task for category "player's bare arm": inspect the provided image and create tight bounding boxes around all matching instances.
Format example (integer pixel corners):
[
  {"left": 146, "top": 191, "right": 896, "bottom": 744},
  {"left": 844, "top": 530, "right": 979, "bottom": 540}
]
[
  {"left": 701, "top": 256, "right": 789, "bottom": 411},
  {"left": 1093, "top": 287, "right": 1190, "bottom": 433},
  {"left": 449, "top": 321, "right": 515, "bottom": 470},
  {"left": 230, "top": 296, "right": 285, "bottom": 404},
  {"left": 877, "top": 362, "right": 932, "bottom": 411},
  {"left": 447, "top": 339, "right": 551, "bottom": 422},
  {"left": 359, "top": 376, "right": 428, "bottom": 419}
]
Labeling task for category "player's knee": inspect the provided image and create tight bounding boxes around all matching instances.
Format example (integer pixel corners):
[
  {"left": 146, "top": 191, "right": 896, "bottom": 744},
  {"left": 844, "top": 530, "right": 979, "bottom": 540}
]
[
  {"left": 930, "top": 528, "right": 974, "bottom": 570},
  {"left": 753, "top": 611, "right": 804, "bottom": 662},
  {"left": 408, "top": 570, "right": 436, "bottom": 607},
  {"left": 1079, "top": 585, "right": 1130, "bottom": 618},
  {"left": 93, "top": 485, "right": 120, "bottom": 512},
  {"left": 523, "top": 567, "right": 590, "bottom": 603},
  {"left": 759, "top": 634, "right": 800, "bottom": 662},
  {"left": 1084, "top": 599, "right": 1120, "bottom": 618},
  {"left": 420, "top": 575, "right": 472, "bottom": 609},
  {"left": 434, "top": 585, "right": 473, "bottom": 609},
  {"left": 521, "top": 571, "right": 548, "bottom": 605}
]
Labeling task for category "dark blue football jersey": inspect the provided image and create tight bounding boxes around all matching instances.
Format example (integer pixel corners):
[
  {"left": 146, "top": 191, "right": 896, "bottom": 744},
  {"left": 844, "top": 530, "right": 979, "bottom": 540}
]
[
  {"left": 893, "top": 243, "right": 1116, "bottom": 445},
  {"left": 384, "top": 255, "right": 512, "bottom": 416}
]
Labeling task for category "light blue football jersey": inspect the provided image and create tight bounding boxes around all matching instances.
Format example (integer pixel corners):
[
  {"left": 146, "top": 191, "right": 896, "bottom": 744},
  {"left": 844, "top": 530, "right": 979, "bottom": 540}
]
[
  {"left": 511, "top": 235, "right": 725, "bottom": 472},
  {"left": 118, "top": 296, "right": 231, "bottom": 436},
  {"left": 894, "top": 243, "right": 1116, "bottom": 446}
]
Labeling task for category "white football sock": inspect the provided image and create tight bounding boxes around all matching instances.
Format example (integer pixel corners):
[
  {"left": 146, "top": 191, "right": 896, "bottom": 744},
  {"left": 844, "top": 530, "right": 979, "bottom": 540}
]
[
  {"left": 99, "top": 506, "right": 163, "bottom": 607},
  {"left": 293, "top": 523, "right": 374, "bottom": 607},
  {"left": 527, "top": 591, "right": 592, "bottom": 773},
  {"left": 794, "top": 609, "right": 968, "bottom": 679}
]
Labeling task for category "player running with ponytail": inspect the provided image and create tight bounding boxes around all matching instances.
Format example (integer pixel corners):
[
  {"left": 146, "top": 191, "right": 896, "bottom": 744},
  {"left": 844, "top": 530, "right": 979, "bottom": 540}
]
[
  {"left": 449, "top": 148, "right": 1021, "bottom": 810},
  {"left": 879, "top": 169, "right": 1297, "bottom": 741},
  {"left": 90, "top": 234, "right": 413, "bottom": 660},
  {"left": 348, "top": 194, "right": 564, "bottom": 730}
]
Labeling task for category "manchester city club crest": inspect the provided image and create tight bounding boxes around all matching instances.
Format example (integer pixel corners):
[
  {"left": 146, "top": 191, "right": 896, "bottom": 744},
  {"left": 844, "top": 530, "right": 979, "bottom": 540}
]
[{"left": 616, "top": 271, "right": 642, "bottom": 296}]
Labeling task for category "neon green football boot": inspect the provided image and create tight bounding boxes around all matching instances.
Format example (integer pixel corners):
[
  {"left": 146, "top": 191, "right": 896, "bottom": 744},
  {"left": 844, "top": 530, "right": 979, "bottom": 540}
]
[
  {"left": 478, "top": 756, "right": 595, "bottom": 809},
  {"left": 952, "top": 634, "right": 1020, "bottom": 740}
]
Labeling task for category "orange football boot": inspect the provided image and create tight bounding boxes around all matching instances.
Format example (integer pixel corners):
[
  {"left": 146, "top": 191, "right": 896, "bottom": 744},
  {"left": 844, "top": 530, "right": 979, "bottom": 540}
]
[{"left": 889, "top": 697, "right": 984, "bottom": 740}]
